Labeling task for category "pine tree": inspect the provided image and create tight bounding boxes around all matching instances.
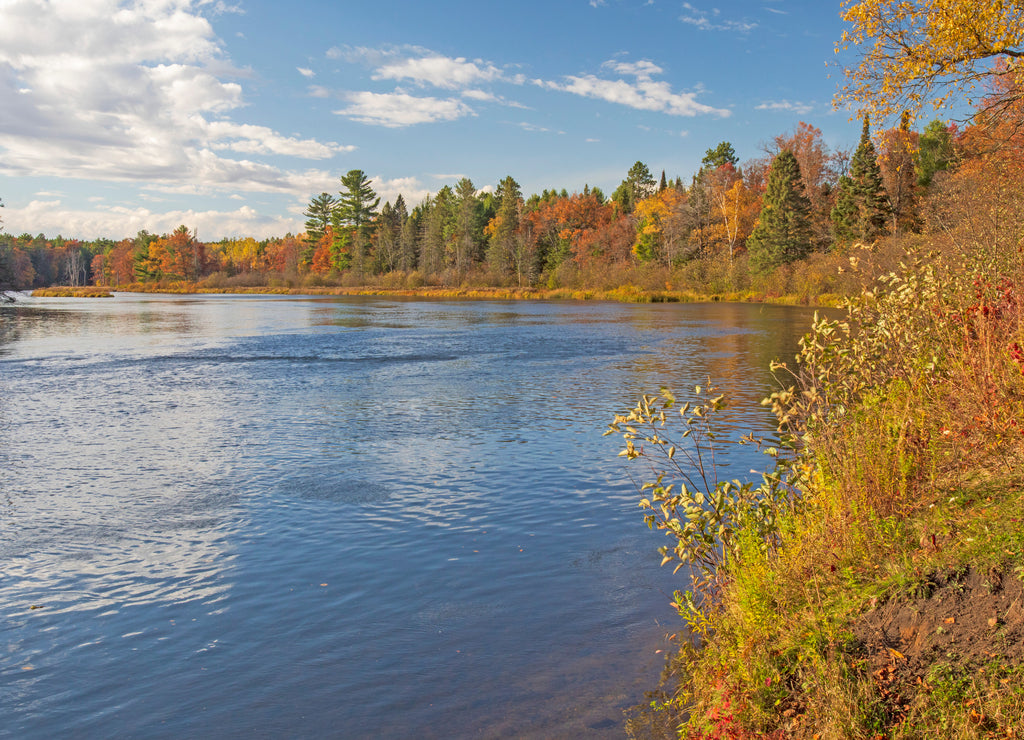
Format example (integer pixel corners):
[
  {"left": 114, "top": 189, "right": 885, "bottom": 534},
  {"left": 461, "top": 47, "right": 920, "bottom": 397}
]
[
  {"left": 747, "top": 150, "right": 813, "bottom": 273},
  {"left": 302, "top": 192, "right": 337, "bottom": 262},
  {"left": 453, "top": 178, "right": 482, "bottom": 273},
  {"left": 332, "top": 169, "right": 379, "bottom": 274},
  {"left": 612, "top": 161, "right": 656, "bottom": 214},
  {"left": 486, "top": 175, "right": 522, "bottom": 277},
  {"left": 830, "top": 176, "right": 860, "bottom": 244},
  {"left": 701, "top": 141, "right": 739, "bottom": 170},
  {"left": 847, "top": 116, "right": 890, "bottom": 242}
]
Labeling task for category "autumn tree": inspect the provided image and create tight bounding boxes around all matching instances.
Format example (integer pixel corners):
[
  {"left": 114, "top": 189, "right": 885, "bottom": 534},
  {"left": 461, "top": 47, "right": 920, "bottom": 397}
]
[
  {"left": 144, "top": 226, "right": 204, "bottom": 282},
  {"left": 527, "top": 192, "right": 613, "bottom": 273},
  {"left": 877, "top": 113, "right": 922, "bottom": 232},
  {"left": 303, "top": 192, "right": 337, "bottom": 263},
  {"left": 766, "top": 122, "right": 840, "bottom": 248},
  {"left": 633, "top": 189, "right": 684, "bottom": 263},
  {"left": 747, "top": 150, "right": 813, "bottom": 273},
  {"left": 265, "top": 234, "right": 301, "bottom": 274},
  {"left": 0, "top": 233, "right": 36, "bottom": 292},
  {"left": 711, "top": 179, "right": 760, "bottom": 261},
  {"left": 835, "top": 0, "right": 1024, "bottom": 123}
]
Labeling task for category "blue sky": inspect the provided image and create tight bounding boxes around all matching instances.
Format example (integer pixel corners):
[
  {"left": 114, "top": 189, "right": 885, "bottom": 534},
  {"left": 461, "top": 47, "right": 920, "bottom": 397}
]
[{"left": 0, "top": 0, "right": 866, "bottom": 240}]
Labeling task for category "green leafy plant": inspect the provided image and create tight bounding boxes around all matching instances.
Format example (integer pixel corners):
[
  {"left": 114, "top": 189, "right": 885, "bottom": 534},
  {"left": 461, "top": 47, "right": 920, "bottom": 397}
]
[{"left": 605, "top": 385, "right": 801, "bottom": 634}]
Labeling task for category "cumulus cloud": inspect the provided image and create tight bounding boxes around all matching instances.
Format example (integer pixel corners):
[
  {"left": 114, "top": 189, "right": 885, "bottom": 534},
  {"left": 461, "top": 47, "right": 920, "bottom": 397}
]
[
  {"left": 538, "top": 58, "right": 729, "bottom": 118},
  {"left": 297, "top": 67, "right": 315, "bottom": 77},
  {"left": 0, "top": 0, "right": 351, "bottom": 197},
  {"left": 335, "top": 92, "right": 475, "bottom": 128},
  {"left": 4, "top": 199, "right": 305, "bottom": 240},
  {"left": 371, "top": 175, "right": 432, "bottom": 207},
  {"left": 679, "top": 3, "right": 757, "bottom": 32}
]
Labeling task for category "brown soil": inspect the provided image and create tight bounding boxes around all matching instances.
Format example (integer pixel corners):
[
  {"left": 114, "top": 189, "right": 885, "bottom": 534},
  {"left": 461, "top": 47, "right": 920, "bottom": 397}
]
[{"left": 850, "top": 564, "right": 1024, "bottom": 722}]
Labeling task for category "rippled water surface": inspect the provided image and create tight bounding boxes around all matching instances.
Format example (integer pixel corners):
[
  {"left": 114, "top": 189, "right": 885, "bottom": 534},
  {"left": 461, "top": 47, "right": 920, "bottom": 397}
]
[{"left": 0, "top": 294, "right": 820, "bottom": 738}]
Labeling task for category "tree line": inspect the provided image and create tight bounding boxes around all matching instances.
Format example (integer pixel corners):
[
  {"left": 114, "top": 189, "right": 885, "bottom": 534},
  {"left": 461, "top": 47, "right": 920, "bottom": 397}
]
[{"left": 0, "top": 115, "right": 959, "bottom": 294}]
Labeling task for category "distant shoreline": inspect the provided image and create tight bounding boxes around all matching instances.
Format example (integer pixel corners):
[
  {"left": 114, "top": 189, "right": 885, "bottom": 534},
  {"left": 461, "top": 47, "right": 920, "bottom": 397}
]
[{"left": 31, "top": 284, "right": 845, "bottom": 307}]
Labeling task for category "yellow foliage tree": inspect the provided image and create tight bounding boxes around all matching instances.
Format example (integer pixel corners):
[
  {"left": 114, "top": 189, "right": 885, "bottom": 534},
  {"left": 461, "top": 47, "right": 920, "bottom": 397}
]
[
  {"left": 632, "top": 189, "right": 683, "bottom": 263},
  {"left": 707, "top": 180, "right": 760, "bottom": 261},
  {"left": 835, "top": 0, "right": 1024, "bottom": 121}
]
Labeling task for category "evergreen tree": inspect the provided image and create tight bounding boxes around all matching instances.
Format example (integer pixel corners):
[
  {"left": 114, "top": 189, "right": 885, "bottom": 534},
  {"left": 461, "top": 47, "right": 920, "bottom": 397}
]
[
  {"left": 420, "top": 187, "right": 453, "bottom": 276},
  {"left": 373, "top": 200, "right": 403, "bottom": 273},
  {"left": 747, "top": 150, "right": 813, "bottom": 273},
  {"left": 686, "top": 171, "right": 713, "bottom": 258},
  {"left": 334, "top": 170, "right": 379, "bottom": 229},
  {"left": 452, "top": 178, "right": 482, "bottom": 273},
  {"left": 398, "top": 200, "right": 419, "bottom": 273},
  {"left": 659, "top": 170, "right": 668, "bottom": 192},
  {"left": 332, "top": 169, "right": 379, "bottom": 274},
  {"left": 701, "top": 141, "right": 739, "bottom": 170},
  {"left": 612, "top": 161, "right": 656, "bottom": 214},
  {"left": 848, "top": 116, "right": 890, "bottom": 242},
  {"left": 486, "top": 175, "right": 522, "bottom": 277},
  {"left": 302, "top": 192, "right": 337, "bottom": 263},
  {"left": 830, "top": 176, "right": 860, "bottom": 244}
]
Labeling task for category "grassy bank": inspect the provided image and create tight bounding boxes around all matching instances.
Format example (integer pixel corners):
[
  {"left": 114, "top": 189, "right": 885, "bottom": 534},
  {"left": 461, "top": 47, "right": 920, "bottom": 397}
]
[
  {"left": 35, "top": 281, "right": 846, "bottom": 307},
  {"left": 611, "top": 242, "right": 1024, "bottom": 737},
  {"left": 31, "top": 286, "right": 114, "bottom": 297},
  {"left": 47, "top": 245, "right": 904, "bottom": 307}
]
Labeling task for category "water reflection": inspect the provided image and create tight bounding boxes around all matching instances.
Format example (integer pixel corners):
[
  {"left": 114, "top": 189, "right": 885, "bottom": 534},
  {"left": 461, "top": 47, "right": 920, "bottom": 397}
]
[{"left": 0, "top": 294, "right": 825, "bottom": 738}]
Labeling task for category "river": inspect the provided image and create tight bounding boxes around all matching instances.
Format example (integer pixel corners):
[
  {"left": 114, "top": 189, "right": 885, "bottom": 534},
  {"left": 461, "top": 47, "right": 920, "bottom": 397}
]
[{"left": 0, "top": 294, "right": 819, "bottom": 738}]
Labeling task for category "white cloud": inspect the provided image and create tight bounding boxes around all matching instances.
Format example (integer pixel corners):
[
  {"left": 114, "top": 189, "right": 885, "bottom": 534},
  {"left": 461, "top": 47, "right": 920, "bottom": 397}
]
[
  {"left": 538, "top": 59, "right": 729, "bottom": 118},
  {"left": 337, "top": 45, "right": 526, "bottom": 90},
  {"left": 603, "top": 60, "right": 664, "bottom": 78},
  {"left": 0, "top": 0, "right": 351, "bottom": 198},
  {"left": 370, "top": 175, "right": 432, "bottom": 207},
  {"left": 335, "top": 92, "right": 475, "bottom": 127},
  {"left": 374, "top": 55, "right": 510, "bottom": 89},
  {"left": 297, "top": 67, "right": 315, "bottom": 77},
  {"left": 203, "top": 121, "right": 354, "bottom": 158},
  {"left": 4, "top": 199, "right": 303, "bottom": 240},
  {"left": 756, "top": 99, "right": 814, "bottom": 114},
  {"left": 679, "top": 3, "right": 757, "bottom": 32}
]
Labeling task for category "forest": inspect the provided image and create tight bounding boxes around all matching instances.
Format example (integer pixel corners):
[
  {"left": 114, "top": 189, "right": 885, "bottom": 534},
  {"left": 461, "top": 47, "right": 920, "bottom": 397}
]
[{"left": 0, "top": 110, "right": 978, "bottom": 302}]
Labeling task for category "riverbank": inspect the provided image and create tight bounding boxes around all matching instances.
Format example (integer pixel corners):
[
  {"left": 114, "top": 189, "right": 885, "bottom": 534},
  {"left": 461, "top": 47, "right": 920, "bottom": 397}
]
[
  {"left": 615, "top": 246, "right": 1024, "bottom": 737},
  {"left": 31, "top": 282, "right": 846, "bottom": 307}
]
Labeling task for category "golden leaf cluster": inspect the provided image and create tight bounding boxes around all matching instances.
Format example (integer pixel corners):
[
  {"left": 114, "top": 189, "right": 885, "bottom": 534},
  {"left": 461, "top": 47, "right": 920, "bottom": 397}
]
[{"left": 835, "top": 0, "right": 1024, "bottom": 121}]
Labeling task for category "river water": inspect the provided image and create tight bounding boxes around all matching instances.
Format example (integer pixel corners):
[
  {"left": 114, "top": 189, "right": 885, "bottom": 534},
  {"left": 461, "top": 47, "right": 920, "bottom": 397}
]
[{"left": 0, "top": 294, "right": 819, "bottom": 738}]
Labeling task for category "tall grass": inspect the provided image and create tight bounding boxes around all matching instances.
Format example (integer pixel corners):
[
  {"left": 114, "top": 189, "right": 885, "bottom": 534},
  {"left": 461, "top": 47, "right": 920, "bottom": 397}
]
[{"left": 611, "top": 231, "right": 1024, "bottom": 736}]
